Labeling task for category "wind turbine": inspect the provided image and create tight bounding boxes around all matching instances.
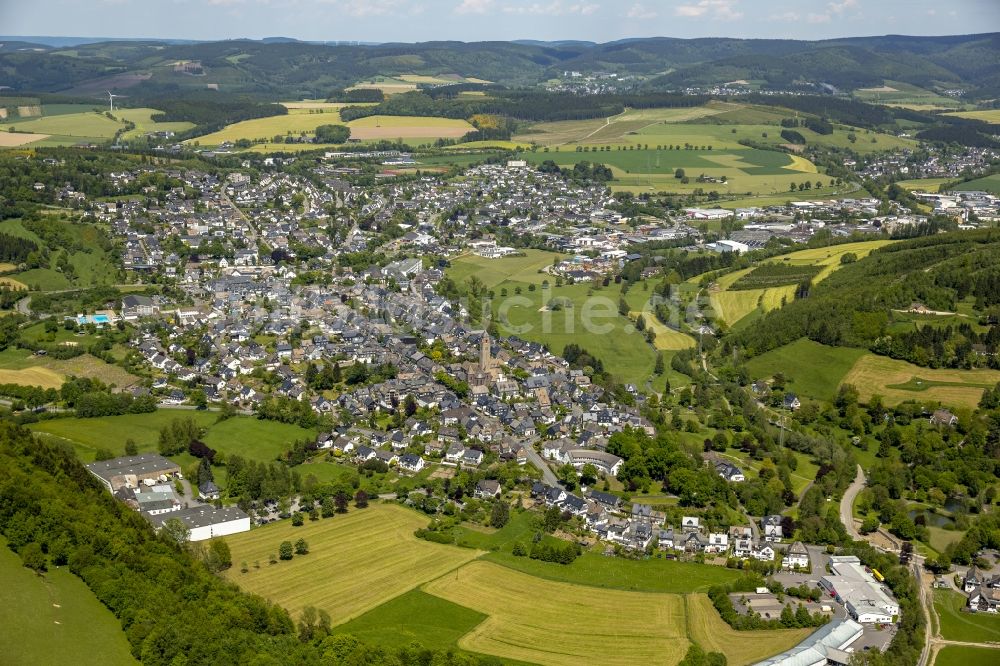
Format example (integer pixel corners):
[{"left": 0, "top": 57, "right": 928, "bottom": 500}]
[{"left": 106, "top": 90, "right": 119, "bottom": 113}]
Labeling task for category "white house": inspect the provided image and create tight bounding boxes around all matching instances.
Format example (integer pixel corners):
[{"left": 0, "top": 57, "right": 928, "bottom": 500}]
[{"left": 153, "top": 505, "right": 250, "bottom": 542}]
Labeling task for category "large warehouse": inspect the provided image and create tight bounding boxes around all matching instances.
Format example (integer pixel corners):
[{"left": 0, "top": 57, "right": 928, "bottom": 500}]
[
  {"left": 150, "top": 505, "right": 250, "bottom": 542},
  {"left": 86, "top": 454, "right": 182, "bottom": 492},
  {"left": 820, "top": 556, "right": 899, "bottom": 624}
]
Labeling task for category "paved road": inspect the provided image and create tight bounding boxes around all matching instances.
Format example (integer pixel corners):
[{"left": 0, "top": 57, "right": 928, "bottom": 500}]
[
  {"left": 840, "top": 464, "right": 866, "bottom": 541},
  {"left": 522, "top": 442, "right": 560, "bottom": 486}
]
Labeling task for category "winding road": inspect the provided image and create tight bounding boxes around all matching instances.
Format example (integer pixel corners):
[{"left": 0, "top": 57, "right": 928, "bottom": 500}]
[{"left": 840, "top": 464, "right": 866, "bottom": 542}]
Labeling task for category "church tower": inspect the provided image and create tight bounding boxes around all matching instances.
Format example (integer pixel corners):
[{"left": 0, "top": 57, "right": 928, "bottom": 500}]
[{"left": 479, "top": 333, "right": 491, "bottom": 372}]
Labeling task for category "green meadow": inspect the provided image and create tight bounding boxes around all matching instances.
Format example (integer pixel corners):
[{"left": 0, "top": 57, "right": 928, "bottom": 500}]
[
  {"left": 0, "top": 538, "right": 137, "bottom": 666},
  {"left": 744, "top": 338, "right": 867, "bottom": 402}
]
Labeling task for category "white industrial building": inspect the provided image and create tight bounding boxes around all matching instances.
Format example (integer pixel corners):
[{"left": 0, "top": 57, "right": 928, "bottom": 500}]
[
  {"left": 753, "top": 617, "right": 863, "bottom": 666},
  {"left": 151, "top": 505, "right": 250, "bottom": 542},
  {"left": 819, "top": 556, "right": 899, "bottom": 624}
]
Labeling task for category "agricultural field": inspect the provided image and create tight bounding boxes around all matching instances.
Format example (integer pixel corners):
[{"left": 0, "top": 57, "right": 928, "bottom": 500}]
[
  {"left": 895, "top": 178, "right": 954, "bottom": 193},
  {"left": 933, "top": 645, "right": 1000, "bottom": 666},
  {"left": 0, "top": 109, "right": 123, "bottom": 146},
  {"left": 730, "top": 264, "right": 821, "bottom": 290},
  {"left": 422, "top": 561, "right": 808, "bottom": 666},
  {"left": 933, "top": 589, "right": 1000, "bottom": 643},
  {"left": 483, "top": 548, "right": 741, "bottom": 594},
  {"left": 706, "top": 241, "right": 891, "bottom": 328},
  {"left": 0, "top": 346, "right": 138, "bottom": 391},
  {"left": 223, "top": 503, "right": 481, "bottom": 623},
  {"left": 346, "top": 115, "right": 473, "bottom": 142},
  {"left": 0, "top": 538, "right": 138, "bottom": 666},
  {"left": 745, "top": 338, "right": 868, "bottom": 402},
  {"left": 942, "top": 109, "right": 1000, "bottom": 124},
  {"left": 115, "top": 107, "right": 194, "bottom": 139},
  {"left": 331, "top": 589, "right": 488, "bottom": 652},
  {"left": 188, "top": 104, "right": 349, "bottom": 146},
  {"left": 191, "top": 106, "right": 472, "bottom": 149},
  {"left": 685, "top": 593, "right": 812, "bottom": 665},
  {"left": 840, "top": 354, "right": 1000, "bottom": 409},
  {"left": 952, "top": 174, "right": 1000, "bottom": 195},
  {"left": 853, "top": 81, "right": 964, "bottom": 110},
  {"left": 423, "top": 560, "right": 690, "bottom": 666}
]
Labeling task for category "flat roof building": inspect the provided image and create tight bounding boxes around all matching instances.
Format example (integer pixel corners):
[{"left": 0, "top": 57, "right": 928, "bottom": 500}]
[
  {"left": 753, "top": 617, "right": 863, "bottom": 666},
  {"left": 819, "top": 556, "right": 899, "bottom": 624},
  {"left": 86, "top": 454, "right": 182, "bottom": 492},
  {"left": 148, "top": 505, "right": 250, "bottom": 542}
]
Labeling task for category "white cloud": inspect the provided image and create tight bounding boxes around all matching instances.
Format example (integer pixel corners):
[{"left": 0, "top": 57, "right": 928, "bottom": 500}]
[
  {"left": 769, "top": 11, "right": 799, "bottom": 22},
  {"left": 674, "top": 0, "right": 742, "bottom": 21},
  {"left": 805, "top": 0, "right": 859, "bottom": 24},
  {"left": 454, "top": 0, "right": 493, "bottom": 13},
  {"left": 501, "top": 2, "right": 599, "bottom": 16},
  {"left": 626, "top": 3, "right": 657, "bottom": 19}
]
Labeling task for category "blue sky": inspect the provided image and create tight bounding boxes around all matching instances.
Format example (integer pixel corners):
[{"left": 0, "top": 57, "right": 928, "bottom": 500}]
[{"left": 1, "top": 0, "right": 997, "bottom": 43}]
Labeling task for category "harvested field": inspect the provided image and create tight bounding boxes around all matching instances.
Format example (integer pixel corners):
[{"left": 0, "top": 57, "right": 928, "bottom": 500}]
[
  {"left": 0, "top": 132, "right": 48, "bottom": 147},
  {"left": 841, "top": 354, "right": 1000, "bottom": 408},
  {"left": 223, "top": 503, "right": 481, "bottom": 624},
  {"left": 424, "top": 560, "right": 689, "bottom": 666}
]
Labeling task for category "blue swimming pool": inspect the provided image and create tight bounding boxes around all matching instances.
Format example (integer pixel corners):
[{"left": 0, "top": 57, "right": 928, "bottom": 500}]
[{"left": 76, "top": 314, "right": 112, "bottom": 325}]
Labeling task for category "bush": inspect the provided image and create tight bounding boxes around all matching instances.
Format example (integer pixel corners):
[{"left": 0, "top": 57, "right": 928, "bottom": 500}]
[{"left": 278, "top": 541, "right": 293, "bottom": 560}]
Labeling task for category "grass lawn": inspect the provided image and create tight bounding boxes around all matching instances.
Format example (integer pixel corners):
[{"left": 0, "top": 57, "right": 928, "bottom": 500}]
[
  {"left": 331, "top": 589, "right": 487, "bottom": 651},
  {"left": 483, "top": 548, "right": 741, "bottom": 594},
  {"left": 934, "top": 589, "right": 1000, "bottom": 643},
  {"left": 934, "top": 645, "right": 1000, "bottom": 666},
  {"left": 745, "top": 338, "right": 867, "bottom": 402},
  {"left": 424, "top": 560, "right": 690, "bottom": 666},
  {"left": 223, "top": 503, "right": 481, "bottom": 624},
  {"left": 841, "top": 354, "right": 1000, "bottom": 409},
  {"left": 686, "top": 593, "right": 812, "bottom": 666},
  {"left": 0, "top": 538, "right": 137, "bottom": 666}
]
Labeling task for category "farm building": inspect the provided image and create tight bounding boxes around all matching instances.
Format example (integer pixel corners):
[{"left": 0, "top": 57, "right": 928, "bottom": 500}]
[
  {"left": 86, "top": 454, "right": 182, "bottom": 492},
  {"left": 150, "top": 505, "right": 250, "bottom": 542}
]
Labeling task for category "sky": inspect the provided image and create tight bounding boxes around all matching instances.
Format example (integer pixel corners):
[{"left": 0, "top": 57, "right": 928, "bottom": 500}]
[{"left": 1, "top": 0, "right": 997, "bottom": 44}]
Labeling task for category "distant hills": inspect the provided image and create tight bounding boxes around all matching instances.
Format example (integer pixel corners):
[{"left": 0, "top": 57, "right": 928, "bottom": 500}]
[{"left": 0, "top": 33, "right": 997, "bottom": 99}]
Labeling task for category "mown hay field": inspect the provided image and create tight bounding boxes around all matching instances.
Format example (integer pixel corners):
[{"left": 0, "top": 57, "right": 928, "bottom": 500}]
[
  {"left": 685, "top": 593, "right": 812, "bottom": 665},
  {"left": 0, "top": 366, "right": 65, "bottom": 389},
  {"left": 223, "top": 503, "right": 481, "bottom": 624},
  {"left": 423, "top": 560, "right": 690, "bottom": 666},
  {"left": 840, "top": 354, "right": 1000, "bottom": 408}
]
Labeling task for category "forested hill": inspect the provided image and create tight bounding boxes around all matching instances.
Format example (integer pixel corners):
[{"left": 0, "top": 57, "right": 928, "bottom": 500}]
[
  {"left": 727, "top": 231, "right": 1000, "bottom": 369},
  {"left": 0, "top": 32, "right": 996, "bottom": 98},
  {"left": 0, "top": 423, "right": 500, "bottom": 666}
]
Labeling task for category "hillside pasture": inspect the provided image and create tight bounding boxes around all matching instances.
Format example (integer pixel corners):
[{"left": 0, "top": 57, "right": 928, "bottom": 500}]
[
  {"left": 0, "top": 538, "right": 138, "bottom": 666},
  {"left": 745, "top": 338, "right": 868, "bottom": 402},
  {"left": 895, "top": 178, "right": 954, "bottom": 193},
  {"left": 423, "top": 560, "right": 690, "bottom": 666},
  {"left": 951, "top": 174, "right": 1000, "bottom": 195},
  {"left": 841, "top": 354, "right": 1000, "bottom": 408},
  {"left": 223, "top": 503, "right": 481, "bottom": 624}
]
